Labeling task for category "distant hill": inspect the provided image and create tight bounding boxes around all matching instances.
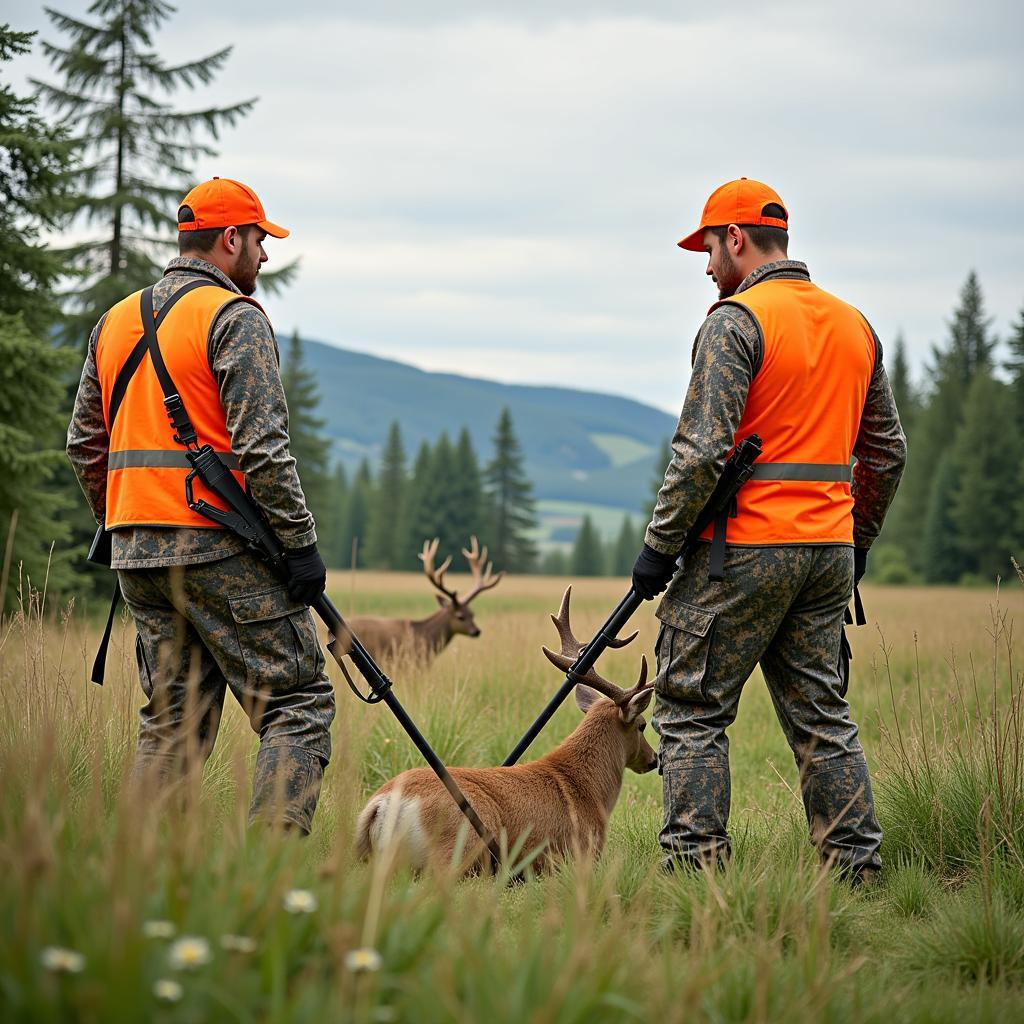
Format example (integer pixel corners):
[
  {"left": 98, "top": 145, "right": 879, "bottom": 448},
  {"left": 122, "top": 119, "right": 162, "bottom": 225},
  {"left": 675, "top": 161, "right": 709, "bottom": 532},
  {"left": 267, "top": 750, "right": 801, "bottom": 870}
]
[{"left": 299, "top": 339, "right": 676, "bottom": 513}]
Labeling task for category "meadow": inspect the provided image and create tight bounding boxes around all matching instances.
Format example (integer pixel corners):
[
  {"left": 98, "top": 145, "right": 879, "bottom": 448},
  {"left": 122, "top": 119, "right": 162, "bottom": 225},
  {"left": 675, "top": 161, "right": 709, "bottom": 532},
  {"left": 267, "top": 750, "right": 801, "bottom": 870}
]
[{"left": 2, "top": 567, "right": 1023, "bottom": 1022}]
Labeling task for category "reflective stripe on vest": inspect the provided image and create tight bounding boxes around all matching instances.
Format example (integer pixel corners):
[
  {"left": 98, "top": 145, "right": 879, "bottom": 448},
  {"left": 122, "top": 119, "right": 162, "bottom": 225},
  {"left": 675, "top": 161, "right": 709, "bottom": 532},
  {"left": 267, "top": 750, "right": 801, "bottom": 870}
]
[
  {"left": 700, "top": 279, "right": 876, "bottom": 546},
  {"left": 95, "top": 284, "right": 265, "bottom": 529}
]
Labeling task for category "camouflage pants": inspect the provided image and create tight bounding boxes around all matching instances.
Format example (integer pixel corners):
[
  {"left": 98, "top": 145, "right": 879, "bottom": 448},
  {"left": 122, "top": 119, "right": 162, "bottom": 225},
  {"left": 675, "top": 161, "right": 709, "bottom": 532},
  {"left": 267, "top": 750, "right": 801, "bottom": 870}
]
[
  {"left": 118, "top": 551, "right": 336, "bottom": 834},
  {"left": 653, "top": 542, "right": 882, "bottom": 872}
]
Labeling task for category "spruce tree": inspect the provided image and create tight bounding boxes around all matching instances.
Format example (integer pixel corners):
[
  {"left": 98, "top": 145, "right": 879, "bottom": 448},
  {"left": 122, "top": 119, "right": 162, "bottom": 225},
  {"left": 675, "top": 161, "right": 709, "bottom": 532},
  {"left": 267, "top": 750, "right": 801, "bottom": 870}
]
[
  {"left": 483, "top": 408, "right": 538, "bottom": 572},
  {"left": 899, "top": 273, "right": 995, "bottom": 575},
  {"left": 33, "top": 0, "right": 267, "bottom": 343},
  {"left": 342, "top": 460, "right": 373, "bottom": 569},
  {"left": 610, "top": 515, "right": 639, "bottom": 576},
  {"left": 948, "top": 370, "right": 1020, "bottom": 581},
  {"left": 571, "top": 515, "right": 604, "bottom": 577},
  {"left": 919, "top": 452, "right": 963, "bottom": 583},
  {"left": 366, "top": 421, "right": 407, "bottom": 569},
  {"left": 0, "top": 27, "right": 73, "bottom": 335},
  {"left": 540, "top": 548, "right": 569, "bottom": 575},
  {"left": 320, "top": 461, "right": 348, "bottom": 568},
  {"left": 399, "top": 441, "right": 434, "bottom": 570},
  {"left": 0, "top": 27, "right": 82, "bottom": 609},
  {"left": 888, "top": 335, "right": 918, "bottom": 434},
  {"left": 280, "top": 330, "right": 331, "bottom": 520},
  {"left": 1007, "top": 304, "right": 1024, "bottom": 433},
  {"left": 447, "top": 427, "right": 485, "bottom": 552}
]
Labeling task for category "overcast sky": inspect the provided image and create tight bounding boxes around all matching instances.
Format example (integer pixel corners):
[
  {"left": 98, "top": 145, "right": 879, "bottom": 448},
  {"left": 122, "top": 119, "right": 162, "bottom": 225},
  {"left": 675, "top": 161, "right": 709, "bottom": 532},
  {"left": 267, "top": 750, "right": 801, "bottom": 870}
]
[{"left": 8, "top": 0, "right": 1023, "bottom": 412}]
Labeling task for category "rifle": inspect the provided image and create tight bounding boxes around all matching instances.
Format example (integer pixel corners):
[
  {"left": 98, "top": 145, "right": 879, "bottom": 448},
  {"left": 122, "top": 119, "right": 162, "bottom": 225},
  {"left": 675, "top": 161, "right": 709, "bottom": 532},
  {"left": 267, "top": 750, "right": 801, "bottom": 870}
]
[
  {"left": 502, "top": 434, "right": 762, "bottom": 766},
  {"left": 184, "top": 442, "right": 505, "bottom": 872}
]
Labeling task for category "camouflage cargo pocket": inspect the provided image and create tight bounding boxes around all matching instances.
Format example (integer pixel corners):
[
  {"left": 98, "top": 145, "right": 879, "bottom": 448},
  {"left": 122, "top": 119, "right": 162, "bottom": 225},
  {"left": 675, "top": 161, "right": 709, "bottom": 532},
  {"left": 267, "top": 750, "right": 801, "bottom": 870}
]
[
  {"left": 654, "top": 595, "right": 717, "bottom": 702},
  {"left": 229, "top": 587, "right": 318, "bottom": 691}
]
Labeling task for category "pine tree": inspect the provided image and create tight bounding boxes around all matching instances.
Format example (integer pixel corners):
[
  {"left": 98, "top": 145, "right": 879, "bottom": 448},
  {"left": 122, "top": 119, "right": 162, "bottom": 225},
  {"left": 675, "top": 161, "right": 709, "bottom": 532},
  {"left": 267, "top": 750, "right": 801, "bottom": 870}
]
[
  {"left": 280, "top": 330, "right": 332, "bottom": 522},
  {"left": 366, "top": 421, "right": 407, "bottom": 569},
  {"left": 919, "top": 452, "right": 963, "bottom": 583},
  {"left": 888, "top": 334, "right": 918, "bottom": 435},
  {"left": 571, "top": 515, "right": 605, "bottom": 576},
  {"left": 483, "top": 408, "right": 538, "bottom": 572},
  {"left": 33, "top": 0, "right": 268, "bottom": 343},
  {"left": 539, "top": 548, "right": 569, "bottom": 575},
  {"left": 320, "top": 461, "right": 349, "bottom": 568},
  {"left": 1007, "top": 304, "right": 1024, "bottom": 433},
  {"left": 898, "top": 273, "right": 995, "bottom": 575},
  {"left": 342, "top": 460, "right": 373, "bottom": 569},
  {"left": 0, "top": 314, "right": 79, "bottom": 609},
  {"left": 447, "top": 427, "right": 485, "bottom": 551},
  {"left": 0, "top": 27, "right": 74, "bottom": 335},
  {"left": 412, "top": 433, "right": 460, "bottom": 558},
  {"left": 0, "top": 27, "right": 82, "bottom": 609},
  {"left": 398, "top": 441, "right": 434, "bottom": 570},
  {"left": 610, "top": 515, "right": 640, "bottom": 576},
  {"left": 948, "top": 370, "right": 1020, "bottom": 581}
]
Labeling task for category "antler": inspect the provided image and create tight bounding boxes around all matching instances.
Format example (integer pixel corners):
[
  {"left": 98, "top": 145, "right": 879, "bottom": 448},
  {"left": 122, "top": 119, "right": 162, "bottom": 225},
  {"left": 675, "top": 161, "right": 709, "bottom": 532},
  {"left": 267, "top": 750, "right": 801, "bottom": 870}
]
[
  {"left": 419, "top": 538, "right": 459, "bottom": 603},
  {"left": 541, "top": 587, "right": 648, "bottom": 704},
  {"left": 460, "top": 536, "right": 506, "bottom": 604}
]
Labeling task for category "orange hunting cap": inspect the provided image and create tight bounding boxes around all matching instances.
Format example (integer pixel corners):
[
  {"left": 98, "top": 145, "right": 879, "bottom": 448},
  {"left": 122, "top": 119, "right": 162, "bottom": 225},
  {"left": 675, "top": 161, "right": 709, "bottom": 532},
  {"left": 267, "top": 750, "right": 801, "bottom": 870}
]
[
  {"left": 177, "top": 177, "right": 289, "bottom": 238},
  {"left": 677, "top": 177, "right": 788, "bottom": 251}
]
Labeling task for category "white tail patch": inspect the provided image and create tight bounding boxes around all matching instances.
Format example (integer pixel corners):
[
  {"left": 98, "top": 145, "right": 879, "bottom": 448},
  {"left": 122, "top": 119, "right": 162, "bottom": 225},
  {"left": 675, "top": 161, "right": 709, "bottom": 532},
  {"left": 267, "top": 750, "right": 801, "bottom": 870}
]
[{"left": 356, "top": 792, "right": 429, "bottom": 869}]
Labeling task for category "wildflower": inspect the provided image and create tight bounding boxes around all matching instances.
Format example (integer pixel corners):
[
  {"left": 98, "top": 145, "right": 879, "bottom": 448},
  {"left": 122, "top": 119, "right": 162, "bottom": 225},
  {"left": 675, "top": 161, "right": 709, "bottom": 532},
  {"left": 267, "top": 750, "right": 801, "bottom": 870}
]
[
  {"left": 153, "top": 978, "right": 183, "bottom": 1003},
  {"left": 168, "top": 936, "right": 212, "bottom": 971},
  {"left": 220, "top": 934, "right": 257, "bottom": 954},
  {"left": 283, "top": 888, "right": 318, "bottom": 914},
  {"left": 344, "top": 947, "right": 383, "bottom": 973},
  {"left": 143, "top": 920, "right": 176, "bottom": 939},
  {"left": 40, "top": 947, "right": 86, "bottom": 974}
]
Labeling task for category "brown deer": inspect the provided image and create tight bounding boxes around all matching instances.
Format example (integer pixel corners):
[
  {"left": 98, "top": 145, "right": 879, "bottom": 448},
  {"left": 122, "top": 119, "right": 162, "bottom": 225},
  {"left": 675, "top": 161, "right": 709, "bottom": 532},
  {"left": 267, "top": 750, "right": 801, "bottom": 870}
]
[
  {"left": 354, "top": 587, "right": 657, "bottom": 875},
  {"left": 347, "top": 537, "right": 504, "bottom": 665}
]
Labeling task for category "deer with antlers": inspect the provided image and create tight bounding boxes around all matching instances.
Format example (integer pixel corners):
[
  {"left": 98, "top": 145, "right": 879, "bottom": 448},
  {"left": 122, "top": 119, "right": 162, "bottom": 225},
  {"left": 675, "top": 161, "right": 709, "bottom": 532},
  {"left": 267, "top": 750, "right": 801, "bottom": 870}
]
[
  {"left": 355, "top": 587, "right": 657, "bottom": 874},
  {"left": 347, "top": 537, "right": 505, "bottom": 666}
]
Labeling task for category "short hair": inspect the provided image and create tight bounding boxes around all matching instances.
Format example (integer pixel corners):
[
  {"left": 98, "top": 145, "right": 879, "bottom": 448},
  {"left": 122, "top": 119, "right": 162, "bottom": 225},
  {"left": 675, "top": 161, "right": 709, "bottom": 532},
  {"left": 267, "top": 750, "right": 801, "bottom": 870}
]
[
  {"left": 710, "top": 202, "right": 789, "bottom": 255},
  {"left": 177, "top": 206, "right": 258, "bottom": 255}
]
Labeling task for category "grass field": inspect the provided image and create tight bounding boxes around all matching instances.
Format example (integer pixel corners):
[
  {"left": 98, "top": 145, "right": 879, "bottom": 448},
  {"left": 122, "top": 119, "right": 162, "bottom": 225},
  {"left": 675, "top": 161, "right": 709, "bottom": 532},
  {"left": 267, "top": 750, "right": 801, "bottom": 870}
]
[{"left": 2, "top": 567, "right": 1023, "bottom": 1022}]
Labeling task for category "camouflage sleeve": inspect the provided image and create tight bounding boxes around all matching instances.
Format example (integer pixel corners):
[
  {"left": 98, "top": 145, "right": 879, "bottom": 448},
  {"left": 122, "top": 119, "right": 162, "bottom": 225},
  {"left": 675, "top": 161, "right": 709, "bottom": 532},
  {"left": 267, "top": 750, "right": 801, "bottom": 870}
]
[
  {"left": 852, "top": 335, "right": 907, "bottom": 549},
  {"left": 65, "top": 318, "right": 109, "bottom": 525},
  {"left": 644, "top": 307, "right": 760, "bottom": 555},
  {"left": 209, "top": 304, "right": 317, "bottom": 548}
]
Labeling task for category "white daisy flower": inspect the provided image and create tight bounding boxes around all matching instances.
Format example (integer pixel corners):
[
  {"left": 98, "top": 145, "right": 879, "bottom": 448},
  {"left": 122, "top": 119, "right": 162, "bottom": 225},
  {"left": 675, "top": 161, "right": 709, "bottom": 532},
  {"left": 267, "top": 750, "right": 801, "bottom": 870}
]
[
  {"left": 168, "top": 936, "right": 212, "bottom": 971},
  {"left": 344, "top": 947, "right": 383, "bottom": 973},
  {"left": 153, "top": 978, "right": 183, "bottom": 1003},
  {"left": 40, "top": 947, "right": 86, "bottom": 974},
  {"left": 283, "top": 889, "right": 318, "bottom": 914}
]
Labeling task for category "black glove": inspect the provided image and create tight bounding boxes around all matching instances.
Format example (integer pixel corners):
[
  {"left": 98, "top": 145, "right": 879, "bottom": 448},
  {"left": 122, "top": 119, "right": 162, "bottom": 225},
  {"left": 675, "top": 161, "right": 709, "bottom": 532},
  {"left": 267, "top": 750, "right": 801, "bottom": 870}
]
[
  {"left": 853, "top": 548, "right": 868, "bottom": 586},
  {"left": 631, "top": 543, "right": 678, "bottom": 601},
  {"left": 284, "top": 543, "right": 327, "bottom": 606}
]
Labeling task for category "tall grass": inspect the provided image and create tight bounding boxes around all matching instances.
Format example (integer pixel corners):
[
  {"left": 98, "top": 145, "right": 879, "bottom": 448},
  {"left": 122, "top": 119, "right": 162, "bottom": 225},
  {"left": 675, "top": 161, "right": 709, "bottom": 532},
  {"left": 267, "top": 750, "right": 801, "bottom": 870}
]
[{"left": 1, "top": 571, "right": 1023, "bottom": 1021}]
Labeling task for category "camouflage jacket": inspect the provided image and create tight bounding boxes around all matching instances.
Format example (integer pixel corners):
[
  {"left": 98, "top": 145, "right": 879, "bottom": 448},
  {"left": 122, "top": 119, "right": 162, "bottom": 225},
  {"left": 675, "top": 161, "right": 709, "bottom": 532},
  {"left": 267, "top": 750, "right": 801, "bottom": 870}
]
[
  {"left": 645, "top": 260, "right": 907, "bottom": 555},
  {"left": 66, "top": 257, "right": 316, "bottom": 569}
]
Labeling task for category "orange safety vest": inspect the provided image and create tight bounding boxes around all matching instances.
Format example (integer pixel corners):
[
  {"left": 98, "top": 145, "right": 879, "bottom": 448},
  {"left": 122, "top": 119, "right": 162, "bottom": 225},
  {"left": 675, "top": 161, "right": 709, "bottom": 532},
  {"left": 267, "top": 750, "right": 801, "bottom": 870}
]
[
  {"left": 95, "top": 283, "right": 265, "bottom": 529},
  {"left": 700, "top": 278, "right": 876, "bottom": 546}
]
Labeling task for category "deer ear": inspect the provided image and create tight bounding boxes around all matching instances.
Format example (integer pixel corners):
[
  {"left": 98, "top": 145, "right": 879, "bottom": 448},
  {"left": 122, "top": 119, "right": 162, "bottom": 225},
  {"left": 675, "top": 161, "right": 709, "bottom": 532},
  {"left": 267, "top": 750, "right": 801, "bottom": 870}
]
[
  {"left": 619, "top": 686, "right": 654, "bottom": 724},
  {"left": 575, "top": 684, "right": 601, "bottom": 714},
  {"left": 435, "top": 594, "right": 450, "bottom": 608}
]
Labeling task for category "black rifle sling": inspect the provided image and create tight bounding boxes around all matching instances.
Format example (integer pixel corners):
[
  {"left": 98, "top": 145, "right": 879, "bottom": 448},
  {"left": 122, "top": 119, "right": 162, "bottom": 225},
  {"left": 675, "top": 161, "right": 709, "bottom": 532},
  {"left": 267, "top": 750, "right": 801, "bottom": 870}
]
[
  {"left": 91, "top": 279, "right": 218, "bottom": 685},
  {"left": 707, "top": 496, "right": 737, "bottom": 582}
]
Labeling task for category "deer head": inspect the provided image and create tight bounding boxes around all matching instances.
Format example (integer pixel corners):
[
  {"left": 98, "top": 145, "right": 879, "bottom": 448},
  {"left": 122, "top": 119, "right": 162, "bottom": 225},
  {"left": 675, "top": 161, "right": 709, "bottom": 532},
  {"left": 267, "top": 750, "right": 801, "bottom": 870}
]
[
  {"left": 419, "top": 536, "right": 506, "bottom": 639},
  {"left": 542, "top": 587, "right": 657, "bottom": 774}
]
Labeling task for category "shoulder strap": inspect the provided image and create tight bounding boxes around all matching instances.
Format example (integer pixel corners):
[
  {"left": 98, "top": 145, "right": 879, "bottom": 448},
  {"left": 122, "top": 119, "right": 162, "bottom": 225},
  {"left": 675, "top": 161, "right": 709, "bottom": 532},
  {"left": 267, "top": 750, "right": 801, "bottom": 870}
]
[
  {"left": 107, "top": 279, "right": 217, "bottom": 431},
  {"left": 138, "top": 285, "right": 201, "bottom": 449}
]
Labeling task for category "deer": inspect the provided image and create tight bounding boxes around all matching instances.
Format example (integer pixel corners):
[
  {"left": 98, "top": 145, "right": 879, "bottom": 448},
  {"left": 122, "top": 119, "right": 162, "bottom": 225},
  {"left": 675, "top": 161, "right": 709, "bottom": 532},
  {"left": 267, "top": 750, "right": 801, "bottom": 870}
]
[
  {"left": 354, "top": 587, "right": 657, "bottom": 875},
  {"left": 346, "top": 537, "right": 504, "bottom": 665}
]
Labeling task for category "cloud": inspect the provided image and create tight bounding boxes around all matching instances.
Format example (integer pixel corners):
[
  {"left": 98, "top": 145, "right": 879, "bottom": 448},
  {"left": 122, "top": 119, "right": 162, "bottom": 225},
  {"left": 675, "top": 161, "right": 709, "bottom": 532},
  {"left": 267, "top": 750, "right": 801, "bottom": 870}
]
[{"left": 8, "top": 0, "right": 1023, "bottom": 409}]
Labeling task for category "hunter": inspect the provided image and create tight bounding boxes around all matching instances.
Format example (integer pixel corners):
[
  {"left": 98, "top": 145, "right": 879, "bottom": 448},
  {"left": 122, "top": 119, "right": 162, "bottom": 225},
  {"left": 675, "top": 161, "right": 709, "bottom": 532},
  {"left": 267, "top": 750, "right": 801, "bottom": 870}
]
[
  {"left": 632, "top": 178, "right": 907, "bottom": 883},
  {"left": 67, "top": 177, "right": 334, "bottom": 834}
]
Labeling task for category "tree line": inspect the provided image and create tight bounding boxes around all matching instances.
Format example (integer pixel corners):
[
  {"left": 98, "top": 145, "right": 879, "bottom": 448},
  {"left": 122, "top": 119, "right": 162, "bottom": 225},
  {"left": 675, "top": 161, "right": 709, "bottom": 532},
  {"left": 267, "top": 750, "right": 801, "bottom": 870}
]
[{"left": 871, "top": 272, "right": 1023, "bottom": 584}]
